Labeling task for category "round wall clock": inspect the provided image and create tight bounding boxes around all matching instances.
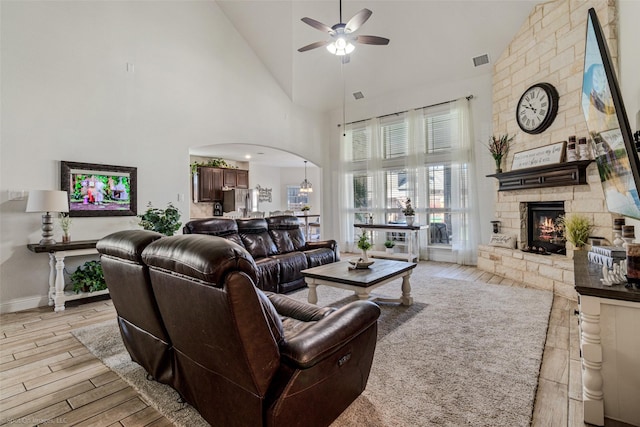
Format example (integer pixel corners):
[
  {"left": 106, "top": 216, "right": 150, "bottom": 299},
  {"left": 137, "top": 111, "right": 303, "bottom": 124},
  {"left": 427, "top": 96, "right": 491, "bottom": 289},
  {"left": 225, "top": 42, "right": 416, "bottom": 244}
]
[{"left": 516, "top": 82, "right": 559, "bottom": 134}]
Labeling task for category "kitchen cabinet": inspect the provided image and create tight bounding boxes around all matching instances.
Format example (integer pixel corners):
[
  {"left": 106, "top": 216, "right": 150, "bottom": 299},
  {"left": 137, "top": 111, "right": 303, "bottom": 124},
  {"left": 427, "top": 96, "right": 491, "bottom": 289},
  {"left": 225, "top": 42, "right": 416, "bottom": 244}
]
[
  {"left": 195, "top": 167, "right": 249, "bottom": 202},
  {"left": 223, "top": 169, "right": 237, "bottom": 188},
  {"left": 197, "top": 167, "right": 223, "bottom": 202},
  {"left": 236, "top": 170, "right": 249, "bottom": 189}
]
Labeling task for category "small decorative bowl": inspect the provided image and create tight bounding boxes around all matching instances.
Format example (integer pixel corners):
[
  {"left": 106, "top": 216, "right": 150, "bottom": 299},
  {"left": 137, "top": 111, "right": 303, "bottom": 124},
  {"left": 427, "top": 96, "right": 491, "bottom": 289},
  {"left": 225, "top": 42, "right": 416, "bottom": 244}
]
[{"left": 348, "top": 258, "right": 375, "bottom": 269}]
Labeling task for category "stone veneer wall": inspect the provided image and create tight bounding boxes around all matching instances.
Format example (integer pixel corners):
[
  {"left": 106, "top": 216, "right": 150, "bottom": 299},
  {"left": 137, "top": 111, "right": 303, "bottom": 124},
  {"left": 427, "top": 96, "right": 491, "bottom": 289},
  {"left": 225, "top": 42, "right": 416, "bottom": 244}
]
[{"left": 477, "top": 0, "right": 618, "bottom": 300}]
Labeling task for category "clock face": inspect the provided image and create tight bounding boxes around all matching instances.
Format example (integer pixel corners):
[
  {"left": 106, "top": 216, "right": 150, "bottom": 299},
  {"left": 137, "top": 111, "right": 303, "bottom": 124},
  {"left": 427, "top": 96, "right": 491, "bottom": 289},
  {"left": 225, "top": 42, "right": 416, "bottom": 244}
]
[{"left": 516, "top": 83, "right": 559, "bottom": 134}]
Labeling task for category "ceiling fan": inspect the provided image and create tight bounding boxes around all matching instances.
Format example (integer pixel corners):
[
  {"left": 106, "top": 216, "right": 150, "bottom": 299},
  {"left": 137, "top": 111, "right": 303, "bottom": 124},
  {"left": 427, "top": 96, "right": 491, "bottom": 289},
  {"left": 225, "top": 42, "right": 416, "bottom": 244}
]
[{"left": 297, "top": 0, "right": 390, "bottom": 63}]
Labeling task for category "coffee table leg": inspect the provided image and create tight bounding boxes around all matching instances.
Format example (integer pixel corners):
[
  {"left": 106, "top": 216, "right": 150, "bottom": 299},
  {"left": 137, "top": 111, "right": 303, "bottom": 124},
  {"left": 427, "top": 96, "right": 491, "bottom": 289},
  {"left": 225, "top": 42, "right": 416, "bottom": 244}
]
[
  {"left": 400, "top": 272, "right": 413, "bottom": 306},
  {"left": 307, "top": 281, "right": 318, "bottom": 304},
  {"left": 355, "top": 291, "right": 370, "bottom": 300}
]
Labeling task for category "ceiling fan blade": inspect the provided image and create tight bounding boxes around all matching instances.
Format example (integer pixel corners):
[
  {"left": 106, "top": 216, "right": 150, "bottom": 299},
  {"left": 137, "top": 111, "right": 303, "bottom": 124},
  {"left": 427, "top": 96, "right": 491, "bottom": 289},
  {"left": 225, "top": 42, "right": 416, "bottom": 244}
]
[
  {"left": 301, "top": 17, "right": 334, "bottom": 34},
  {"left": 345, "top": 8, "right": 372, "bottom": 33},
  {"left": 298, "top": 40, "right": 331, "bottom": 53},
  {"left": 355, "top": 35, "right": 390, "bottom": 46}
]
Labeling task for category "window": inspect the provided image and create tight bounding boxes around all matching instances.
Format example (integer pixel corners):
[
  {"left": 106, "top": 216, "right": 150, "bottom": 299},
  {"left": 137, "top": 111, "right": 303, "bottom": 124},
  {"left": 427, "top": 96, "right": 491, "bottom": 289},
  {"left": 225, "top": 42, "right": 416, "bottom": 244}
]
[
  {"left": 381, "top": 117, "right": 408, "bottom": 159},
  {"left": 341, "top": 99, "right": 478, "bottom": 262},
  {"left": 287, "top": 186, "right": 308, "bottom": 211}
]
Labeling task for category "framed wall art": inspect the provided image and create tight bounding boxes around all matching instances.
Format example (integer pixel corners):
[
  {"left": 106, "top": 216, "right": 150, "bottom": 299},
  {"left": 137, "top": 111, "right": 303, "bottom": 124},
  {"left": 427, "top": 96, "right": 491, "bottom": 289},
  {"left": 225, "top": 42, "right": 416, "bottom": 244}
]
[{"left": 60, "top": 161, "right": 137, "bottom": 217}]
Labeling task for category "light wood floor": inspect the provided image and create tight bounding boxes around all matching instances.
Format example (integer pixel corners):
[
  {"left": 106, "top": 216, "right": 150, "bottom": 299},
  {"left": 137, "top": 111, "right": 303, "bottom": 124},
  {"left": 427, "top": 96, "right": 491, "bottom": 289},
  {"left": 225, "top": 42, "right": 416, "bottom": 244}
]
[{"left": 0, "top": 260, "right": 611, "bottom": 426}]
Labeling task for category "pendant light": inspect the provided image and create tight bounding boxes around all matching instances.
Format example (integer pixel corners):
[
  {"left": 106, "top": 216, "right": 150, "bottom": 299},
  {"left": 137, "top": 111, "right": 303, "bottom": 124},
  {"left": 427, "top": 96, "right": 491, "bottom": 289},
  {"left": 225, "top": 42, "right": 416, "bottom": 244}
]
[{"left": 300, "top": 161, "right": 313, "bottom": 193}]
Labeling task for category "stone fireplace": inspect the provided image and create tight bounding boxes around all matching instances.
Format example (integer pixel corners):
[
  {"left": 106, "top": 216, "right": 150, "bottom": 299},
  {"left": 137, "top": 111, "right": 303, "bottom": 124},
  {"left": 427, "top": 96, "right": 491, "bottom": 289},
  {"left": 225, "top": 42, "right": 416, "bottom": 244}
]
[
  {"left": 521, "top": 201, "right": 565, "bottom": 255},
  {"left": 477, "top": 0, "right": 617, "bottom": 300}
]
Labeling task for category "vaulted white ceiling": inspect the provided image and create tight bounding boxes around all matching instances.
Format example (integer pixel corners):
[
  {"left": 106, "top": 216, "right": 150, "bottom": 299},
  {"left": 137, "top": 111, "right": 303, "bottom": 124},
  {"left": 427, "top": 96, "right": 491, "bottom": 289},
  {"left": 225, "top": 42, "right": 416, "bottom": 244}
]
[
  {"left": 199, "top": 1, "right": 540, "bottom": 166},
  {"left": 216, "top": 0, "right": 540, "bottom": 113}
]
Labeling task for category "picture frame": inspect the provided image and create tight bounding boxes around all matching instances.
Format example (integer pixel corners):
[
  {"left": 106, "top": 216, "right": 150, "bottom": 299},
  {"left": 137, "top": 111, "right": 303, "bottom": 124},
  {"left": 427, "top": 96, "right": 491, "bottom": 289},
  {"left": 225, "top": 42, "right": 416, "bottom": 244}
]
[
  {"left": 581, "top": 8, "right": 640, "bottom": 219},
  {"left": 511, "top": 141, "right": 566, "bottom": 170},
  {"left": 61, "top": 161, "right": 137, "bottom": 217}
]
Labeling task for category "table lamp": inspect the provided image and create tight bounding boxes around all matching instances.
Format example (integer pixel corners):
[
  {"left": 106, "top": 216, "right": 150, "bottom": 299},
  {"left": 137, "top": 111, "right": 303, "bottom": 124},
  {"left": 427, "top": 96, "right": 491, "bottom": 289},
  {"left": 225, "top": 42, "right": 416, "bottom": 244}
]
[{"left": 26, "top": 190, "right": 69, "bottom": 245}]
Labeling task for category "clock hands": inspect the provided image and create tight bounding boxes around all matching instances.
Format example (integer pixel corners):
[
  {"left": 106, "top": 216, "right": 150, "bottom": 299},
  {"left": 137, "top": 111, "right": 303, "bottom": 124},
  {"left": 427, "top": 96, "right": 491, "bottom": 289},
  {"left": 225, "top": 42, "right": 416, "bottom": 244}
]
[{"left": 522, "top": 103, "right": 538, "bottom": 114}]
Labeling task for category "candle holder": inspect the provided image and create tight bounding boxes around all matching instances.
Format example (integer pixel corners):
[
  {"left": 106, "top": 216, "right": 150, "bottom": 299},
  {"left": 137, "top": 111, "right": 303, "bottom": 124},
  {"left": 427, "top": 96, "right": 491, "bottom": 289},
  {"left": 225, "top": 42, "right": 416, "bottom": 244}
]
[
  {"left": 490, "top": 220, "right": 501, "bottom": 234},
  {"left": 613, "top": 218, "right": 625, "bottom": 247}
]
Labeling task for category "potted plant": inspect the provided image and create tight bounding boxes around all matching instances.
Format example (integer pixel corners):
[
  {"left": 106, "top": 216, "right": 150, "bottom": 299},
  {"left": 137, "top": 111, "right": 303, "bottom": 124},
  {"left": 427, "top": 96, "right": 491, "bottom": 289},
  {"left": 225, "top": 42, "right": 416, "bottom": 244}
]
[
  {"left": 357, "top": 231, "right": 372, "bottom": 262},
  {"left": 59, "top": 213, "right": 72, "bottom": 243},
  {"left": 487, "top": 134, "right": 514, "bottom": 173},
  {"left": 71, "top": 260, "right": 106, "bottom": 294},
  {"left": 384, "top": 240, "right": 395, "bottom": 254},
  {"left": 403, "top": 199, "right": 416, "bottom": 226},
  {"left": 301, "top": 205, "right": 311, "bottom": 212},
  {"left": 560, "top": 214, "right": 593, "bottom": 250},
  {"left": 138, "top": 202, "right": 182, "bottom": 236}
]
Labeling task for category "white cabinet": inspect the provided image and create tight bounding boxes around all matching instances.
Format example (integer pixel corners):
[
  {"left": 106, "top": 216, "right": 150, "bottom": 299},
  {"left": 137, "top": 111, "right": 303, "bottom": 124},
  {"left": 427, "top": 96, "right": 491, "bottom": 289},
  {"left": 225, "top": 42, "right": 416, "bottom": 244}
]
[{"left": 574, "top": 253, "right": 640, "bottom": 426}]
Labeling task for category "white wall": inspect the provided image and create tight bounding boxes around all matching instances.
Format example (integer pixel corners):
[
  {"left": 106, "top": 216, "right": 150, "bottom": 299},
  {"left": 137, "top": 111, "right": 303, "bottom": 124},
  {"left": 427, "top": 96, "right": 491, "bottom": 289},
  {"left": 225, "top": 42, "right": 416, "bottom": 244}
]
[
  {"left": 248, "top": 164, "right": 283, "bottom": 214},
  {"left": 0, "top": 1, "right": 325, "bottom": 312}
]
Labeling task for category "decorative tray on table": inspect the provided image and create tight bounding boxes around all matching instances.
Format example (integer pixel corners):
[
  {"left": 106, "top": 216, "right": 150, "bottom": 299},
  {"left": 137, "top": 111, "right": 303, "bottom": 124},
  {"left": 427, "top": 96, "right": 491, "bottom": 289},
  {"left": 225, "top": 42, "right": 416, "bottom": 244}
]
[{"left": 348, "top": 258, "right": 375, "bottom": 269}]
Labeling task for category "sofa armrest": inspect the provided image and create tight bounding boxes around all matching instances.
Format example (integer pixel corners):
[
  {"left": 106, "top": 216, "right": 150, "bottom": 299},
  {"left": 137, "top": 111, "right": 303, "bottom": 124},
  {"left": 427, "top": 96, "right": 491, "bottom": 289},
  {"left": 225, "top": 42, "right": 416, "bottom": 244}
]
[
  {"left": 304, "top": 239, "right": 340, "bottom": 261},
  {"left": 279, "top": 300, "right": 380, "bottom": 369},
  {"left": 266, "top": 292, "right": 335, "bottom": 321},
  {"left": 304, "top": 239, "right": 336, "bottom": 251}
]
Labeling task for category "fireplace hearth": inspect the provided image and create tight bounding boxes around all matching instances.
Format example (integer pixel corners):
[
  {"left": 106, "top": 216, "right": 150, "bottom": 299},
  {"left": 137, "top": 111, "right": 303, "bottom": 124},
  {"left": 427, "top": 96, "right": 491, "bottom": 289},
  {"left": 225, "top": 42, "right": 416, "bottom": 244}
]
[{"left": 521, "top": 201, "right": 566, "bottom": 254}]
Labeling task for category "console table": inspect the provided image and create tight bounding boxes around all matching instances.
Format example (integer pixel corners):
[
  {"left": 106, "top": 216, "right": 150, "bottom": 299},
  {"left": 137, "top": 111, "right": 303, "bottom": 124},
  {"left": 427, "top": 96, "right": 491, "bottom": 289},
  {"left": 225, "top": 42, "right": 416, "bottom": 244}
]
[
  {"left": 27, "top": 240, "right": 105, "bottom": 312},
  {"left": 296, "top": 213, "right": 320, "bottom": 241},
  {"left": 574, "top": 251, "right": 640, "bottom": 426},
  {"left": 354, "top": 223, "right": 427, "bottom": 262}
]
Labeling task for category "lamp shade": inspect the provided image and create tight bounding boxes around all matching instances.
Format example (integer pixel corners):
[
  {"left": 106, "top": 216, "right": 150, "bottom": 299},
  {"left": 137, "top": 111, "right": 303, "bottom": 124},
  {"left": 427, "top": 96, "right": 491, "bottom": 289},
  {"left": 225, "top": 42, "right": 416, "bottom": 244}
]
[{"left": 26, "top": 190, "right": 69, "bottom": 213}]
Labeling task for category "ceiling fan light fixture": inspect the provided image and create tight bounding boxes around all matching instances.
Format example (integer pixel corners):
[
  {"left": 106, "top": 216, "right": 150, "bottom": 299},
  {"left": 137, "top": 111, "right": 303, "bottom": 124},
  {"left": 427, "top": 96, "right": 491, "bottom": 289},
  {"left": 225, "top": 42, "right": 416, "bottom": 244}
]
[{"left": 326, "top": 38, "right": 355, "bottom": 56}]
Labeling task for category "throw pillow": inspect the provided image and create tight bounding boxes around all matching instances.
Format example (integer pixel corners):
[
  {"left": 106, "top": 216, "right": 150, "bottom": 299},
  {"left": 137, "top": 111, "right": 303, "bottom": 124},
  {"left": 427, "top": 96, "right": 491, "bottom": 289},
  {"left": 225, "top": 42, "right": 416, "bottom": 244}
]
[{"left": 488, "top": 233, "right": 517, "bottom": 249}]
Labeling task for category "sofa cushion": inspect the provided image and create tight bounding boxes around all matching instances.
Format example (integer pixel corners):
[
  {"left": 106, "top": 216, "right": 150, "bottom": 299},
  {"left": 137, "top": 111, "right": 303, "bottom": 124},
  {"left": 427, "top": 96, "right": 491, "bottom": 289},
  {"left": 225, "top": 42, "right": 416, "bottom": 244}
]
[
  {"left": 183, "top": 218, "right": 238, "bottom": 237},
  {"left": 254, "top": 257, "right": 280, "bottom": 293},
  {"left": 237, "top": 218, "right": 278, "bottom": 259},
  {"left": 257, "top": 290, "right": 284, "bottom": 344},
  {"left": 142, "top": 234, "right": 258, "bottom": 285},
  {"left": 267, "top": 216, "right": 306, "bottom": 251},
  {"left": 271, "top": 251, "right": 308, "bottom": 284}
]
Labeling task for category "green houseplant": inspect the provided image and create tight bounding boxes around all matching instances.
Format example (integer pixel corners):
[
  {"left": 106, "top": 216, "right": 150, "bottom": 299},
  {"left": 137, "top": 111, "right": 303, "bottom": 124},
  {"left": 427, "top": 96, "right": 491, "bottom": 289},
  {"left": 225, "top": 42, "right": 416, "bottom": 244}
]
[
  {"left": 403, "top": 199, "right": 416, "bottom": 226},
  {"left": 560, "top": 214, "right": 593, "bottom": 249},
  {"left": 357, "top": 231, "right": 372, "bottom": 262},
  {"left": 384, "top": 240, "right": 395, "bottom": 253},
  {"left": 71, "top": 260, "right": 106, "bottom": 294},
  {"left": 138, "top": 202, "right": 182, "bottom": 236},
  {"left": 59, "top": 213, "right": 72, "bottom": 243}
]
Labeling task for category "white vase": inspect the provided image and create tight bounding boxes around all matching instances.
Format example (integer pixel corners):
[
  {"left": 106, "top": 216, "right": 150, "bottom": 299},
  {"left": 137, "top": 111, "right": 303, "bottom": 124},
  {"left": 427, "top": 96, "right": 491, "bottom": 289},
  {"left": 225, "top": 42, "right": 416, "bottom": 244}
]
[
  {"left": 361, "top": 250, "right": 369, "bottom": 262},
  {"left": 385, "top": 247, "right": 394, "bottom": 254},
  {"left": 405, "top": 216, "right": 415, "bottom": 226}
]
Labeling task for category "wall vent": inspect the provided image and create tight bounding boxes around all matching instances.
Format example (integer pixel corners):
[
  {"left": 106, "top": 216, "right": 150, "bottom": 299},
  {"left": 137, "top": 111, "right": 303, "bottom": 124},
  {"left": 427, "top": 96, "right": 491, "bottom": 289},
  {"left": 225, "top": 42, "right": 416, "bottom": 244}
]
[
  {"left": 353, "top": 91, "right": 364, "bottom": 100},
  {"left": 472, "top": 54, "right": 490, "bottom": 67}
]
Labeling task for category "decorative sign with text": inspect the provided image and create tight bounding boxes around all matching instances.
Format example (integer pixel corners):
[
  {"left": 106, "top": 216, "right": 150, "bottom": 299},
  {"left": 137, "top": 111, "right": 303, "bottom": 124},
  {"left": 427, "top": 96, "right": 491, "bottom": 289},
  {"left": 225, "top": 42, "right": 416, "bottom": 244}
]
[
  {"left": 511, "top": 141, "right": 566, "bottom": 170},
  {"left": 256, "top": 185, "right": 272, "bottom": 203}
]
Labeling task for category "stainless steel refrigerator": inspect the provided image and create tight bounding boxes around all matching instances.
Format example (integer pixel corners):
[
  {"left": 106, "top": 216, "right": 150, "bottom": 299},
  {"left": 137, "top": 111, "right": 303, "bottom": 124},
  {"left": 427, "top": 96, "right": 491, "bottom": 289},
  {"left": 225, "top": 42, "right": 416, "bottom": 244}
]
[{"left": 222, "top": 189, "right": 257, "bottom": 217}]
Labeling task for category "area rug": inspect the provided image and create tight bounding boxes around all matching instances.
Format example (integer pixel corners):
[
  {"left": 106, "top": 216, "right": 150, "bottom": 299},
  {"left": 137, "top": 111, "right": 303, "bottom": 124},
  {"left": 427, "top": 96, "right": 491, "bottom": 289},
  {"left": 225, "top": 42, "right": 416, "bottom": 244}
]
[{"left": 72, "top": 265, "right": 553, "bottom": 426}]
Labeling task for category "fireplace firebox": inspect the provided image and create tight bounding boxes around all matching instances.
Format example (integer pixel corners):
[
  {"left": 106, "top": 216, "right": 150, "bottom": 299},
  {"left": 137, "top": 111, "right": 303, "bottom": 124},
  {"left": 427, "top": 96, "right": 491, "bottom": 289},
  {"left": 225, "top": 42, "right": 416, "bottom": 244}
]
[{"left": 523, "top": 201, "right": 565, "bottom": 254}]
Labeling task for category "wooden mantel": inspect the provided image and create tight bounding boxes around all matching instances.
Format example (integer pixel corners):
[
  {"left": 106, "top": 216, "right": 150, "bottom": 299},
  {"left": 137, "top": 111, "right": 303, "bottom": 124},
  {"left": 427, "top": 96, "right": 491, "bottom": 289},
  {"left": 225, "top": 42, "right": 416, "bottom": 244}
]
[{"left": 487, "top": 160, "right": 593, "bottom": 191}]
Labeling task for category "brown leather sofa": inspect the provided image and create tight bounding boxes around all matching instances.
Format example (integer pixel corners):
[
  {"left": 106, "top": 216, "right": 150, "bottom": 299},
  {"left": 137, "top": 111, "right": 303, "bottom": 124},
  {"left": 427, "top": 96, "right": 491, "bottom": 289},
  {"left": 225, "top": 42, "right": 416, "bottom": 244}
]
[
  {"left": 98, "top": 231, "right": 380, "bottom": 427},
  {"left": 96, "top": 230, "right": 173, "bottom": 385},
  {"left": 183, "top": 216, "right": 339, "bottom": 293}
]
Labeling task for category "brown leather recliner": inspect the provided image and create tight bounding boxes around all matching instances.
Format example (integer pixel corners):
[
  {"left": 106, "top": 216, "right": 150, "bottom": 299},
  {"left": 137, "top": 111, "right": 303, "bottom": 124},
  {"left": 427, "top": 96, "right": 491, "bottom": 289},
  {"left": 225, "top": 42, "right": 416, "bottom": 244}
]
[
  {"left": 96, "top": 230, "right": 173, "bottom": 385},
  {"left": 141, "top": 234, "right": 380, "bottom": 427}
]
